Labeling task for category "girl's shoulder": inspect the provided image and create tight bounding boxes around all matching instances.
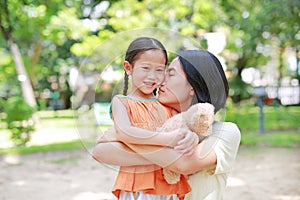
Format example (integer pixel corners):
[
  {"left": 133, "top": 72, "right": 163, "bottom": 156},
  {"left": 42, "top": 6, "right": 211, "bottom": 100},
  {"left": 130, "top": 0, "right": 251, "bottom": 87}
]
[{"left": 113, "top": 94, "right": 126, "bottom": 99}]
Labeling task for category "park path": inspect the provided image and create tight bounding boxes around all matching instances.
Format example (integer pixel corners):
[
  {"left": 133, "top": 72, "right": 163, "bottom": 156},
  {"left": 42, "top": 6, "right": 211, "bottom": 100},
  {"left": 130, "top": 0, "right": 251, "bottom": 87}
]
[
  {"left": 1, "top": 123, "right": 300, "bottom": 200},
  {"left": 1, "top": 145, "right": 300, "bottom": 200}
]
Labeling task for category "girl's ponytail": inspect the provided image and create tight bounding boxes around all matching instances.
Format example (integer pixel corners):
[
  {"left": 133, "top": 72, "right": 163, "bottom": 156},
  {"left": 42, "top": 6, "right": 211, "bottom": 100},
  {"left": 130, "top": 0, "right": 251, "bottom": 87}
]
[{"left": 123, "top": 72, "right": 129, "bottom": 96}]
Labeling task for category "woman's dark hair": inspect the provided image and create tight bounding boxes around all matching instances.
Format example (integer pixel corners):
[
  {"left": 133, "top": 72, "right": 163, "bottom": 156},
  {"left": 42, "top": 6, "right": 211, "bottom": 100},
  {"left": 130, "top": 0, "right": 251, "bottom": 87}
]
[
  {"left": 123, "top": 37, "right": 168, "bottom": 95},
  {"left": 178, "top": 50, "right": 229, "bottom": 113}
]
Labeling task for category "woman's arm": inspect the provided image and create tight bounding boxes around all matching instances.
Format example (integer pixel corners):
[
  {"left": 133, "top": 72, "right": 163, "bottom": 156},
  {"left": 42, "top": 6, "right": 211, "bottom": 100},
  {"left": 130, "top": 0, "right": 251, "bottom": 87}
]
[
  {"left": 167, "top": 143, "right": 217, "bottom": 175},
  {"left": 125, "top": 140, "right": 217, "bottom": 175},
  {"left": 92, "top": 137, "right": 217, "bottom": 175},
  {"left": 169, "top": 122, "right": 241, "bottom": 175}
]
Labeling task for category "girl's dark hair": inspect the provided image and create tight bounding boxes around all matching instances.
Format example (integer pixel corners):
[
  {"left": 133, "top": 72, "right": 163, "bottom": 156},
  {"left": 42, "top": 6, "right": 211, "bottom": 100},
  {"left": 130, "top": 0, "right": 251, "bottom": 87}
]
[
  {"left": 123, "top": 37, "right": 167, "bottom": 95},
  {"left": 178, "top": 50, "right": 229, "bottom": 113}
]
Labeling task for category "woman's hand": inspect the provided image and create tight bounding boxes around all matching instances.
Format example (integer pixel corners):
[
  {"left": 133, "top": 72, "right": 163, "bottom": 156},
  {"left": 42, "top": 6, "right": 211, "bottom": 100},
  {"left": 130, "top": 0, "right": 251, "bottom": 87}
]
[
  {"left": 97, "top": 128, "right": 119, "bottom": 143},
  {"left": 174, "top": 129, "right": 198, "bottom": 156}
]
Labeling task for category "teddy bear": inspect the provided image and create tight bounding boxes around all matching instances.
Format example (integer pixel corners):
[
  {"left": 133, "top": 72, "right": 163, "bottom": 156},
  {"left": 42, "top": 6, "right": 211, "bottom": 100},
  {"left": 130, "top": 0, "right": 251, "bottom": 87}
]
[{"left": 159, "top": 102, "right": 215, "bottom": 184}]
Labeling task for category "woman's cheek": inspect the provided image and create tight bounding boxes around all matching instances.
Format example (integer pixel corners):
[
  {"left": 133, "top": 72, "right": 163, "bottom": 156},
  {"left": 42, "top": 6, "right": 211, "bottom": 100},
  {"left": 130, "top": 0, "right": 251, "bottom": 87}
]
[
  {"left": 158, "top": 92, "right": 169, "bottom": 104},
  {"left": 159, "top": 90, "right": 177, "bottom": 104}
]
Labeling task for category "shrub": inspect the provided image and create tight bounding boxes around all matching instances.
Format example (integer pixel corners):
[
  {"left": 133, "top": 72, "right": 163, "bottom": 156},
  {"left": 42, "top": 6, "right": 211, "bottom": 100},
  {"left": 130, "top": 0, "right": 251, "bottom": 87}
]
[{"left": 4, "top": 96, "right": 36, "bottom": 146}]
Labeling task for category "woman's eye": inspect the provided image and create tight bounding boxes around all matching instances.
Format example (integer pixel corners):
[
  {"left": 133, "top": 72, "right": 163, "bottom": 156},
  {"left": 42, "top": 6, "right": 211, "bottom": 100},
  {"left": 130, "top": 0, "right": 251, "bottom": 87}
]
[{"left": 168, "top": 72, "right": 175, "bottom": 76}]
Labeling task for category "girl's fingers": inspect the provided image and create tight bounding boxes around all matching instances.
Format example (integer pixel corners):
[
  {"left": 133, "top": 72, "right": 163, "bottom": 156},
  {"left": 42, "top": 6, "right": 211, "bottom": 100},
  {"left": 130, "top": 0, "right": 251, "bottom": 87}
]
[
  {"left": 174, "top": 140, "right": 191, "bottom": 151},
  {"left": 175, "top": 130, "right": 198, "bottom": 154},
  {"left": 177, "top": 130, "right": 196, "bottom": 145}
]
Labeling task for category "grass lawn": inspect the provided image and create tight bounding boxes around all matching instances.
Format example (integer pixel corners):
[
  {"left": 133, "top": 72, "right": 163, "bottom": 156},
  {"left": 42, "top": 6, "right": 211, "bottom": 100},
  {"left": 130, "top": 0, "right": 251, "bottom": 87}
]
[
  {"left": 0, "top": 131, "right": 299, "bottom": 155},
  {"left": 0, "top": 103, "right": 299, "bottom": 155},
  {"left": 225, "top": 103, "right": 300, "bottom": 131},
  {"left": 0, "top": 140, "right": 85, "bottom": 155},
  {"left": 241, "top": 131, "right": 300, "bottom": 147}
]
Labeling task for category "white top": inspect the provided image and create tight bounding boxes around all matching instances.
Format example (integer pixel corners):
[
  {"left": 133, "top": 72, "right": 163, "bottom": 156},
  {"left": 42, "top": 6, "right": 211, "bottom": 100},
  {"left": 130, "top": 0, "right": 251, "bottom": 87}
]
[{"left": 185, "top": 122, "right": 241, "bottom": 200}]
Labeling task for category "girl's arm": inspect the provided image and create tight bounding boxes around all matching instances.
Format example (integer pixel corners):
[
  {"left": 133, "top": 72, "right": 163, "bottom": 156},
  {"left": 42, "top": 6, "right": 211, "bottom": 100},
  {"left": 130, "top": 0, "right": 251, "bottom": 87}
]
[
  {"left": 125, "top": 140, "right": 217, "bottom": 175},
  {"left": 92, "top": 141, "right": 153, "bottom": 166},
  {"left": 92, "top": 139, "right": 186, "bottom": 168},
  {"left": 111, "top": 96, "right": 184, "bottom": 147}
]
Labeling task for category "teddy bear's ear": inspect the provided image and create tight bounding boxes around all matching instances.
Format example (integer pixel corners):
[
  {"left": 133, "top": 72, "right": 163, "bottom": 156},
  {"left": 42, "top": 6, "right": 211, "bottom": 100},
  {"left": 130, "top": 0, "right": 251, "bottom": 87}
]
[{"left": 186, "top": 103, "right": 215, "bottom": 136}]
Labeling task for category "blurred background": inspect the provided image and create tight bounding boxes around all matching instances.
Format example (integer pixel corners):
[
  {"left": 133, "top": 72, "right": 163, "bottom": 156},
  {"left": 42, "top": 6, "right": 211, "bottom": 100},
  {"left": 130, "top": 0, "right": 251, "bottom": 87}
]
[{"left": 0, "top": 0, "right": 300, "bottom": 199}]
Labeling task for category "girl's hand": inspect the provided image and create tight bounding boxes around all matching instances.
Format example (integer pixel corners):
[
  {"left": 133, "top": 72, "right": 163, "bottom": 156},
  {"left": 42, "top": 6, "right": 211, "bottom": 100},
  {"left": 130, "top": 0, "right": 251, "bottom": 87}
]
[
  {"left": 97, "top": 128, "right": 119, "bottom": 143},
  {"left": 162, "top": 128, "right": 186, "bottom": 148},
  {"left": 174, "top": 129, "right": 198, "bottom": 156}
]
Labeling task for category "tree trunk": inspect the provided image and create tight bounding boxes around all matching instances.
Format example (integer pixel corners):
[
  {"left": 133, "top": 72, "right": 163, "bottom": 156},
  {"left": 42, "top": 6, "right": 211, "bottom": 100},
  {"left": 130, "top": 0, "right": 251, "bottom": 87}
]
[
  {"left": 296, "top": 48, "right": 300, "bottom": 104},
  {"left": 8, "top": 37, "right": 37, "bottom": 107},
  {"left": 232, "top": 56, "right": 246, "bottom": 103}
]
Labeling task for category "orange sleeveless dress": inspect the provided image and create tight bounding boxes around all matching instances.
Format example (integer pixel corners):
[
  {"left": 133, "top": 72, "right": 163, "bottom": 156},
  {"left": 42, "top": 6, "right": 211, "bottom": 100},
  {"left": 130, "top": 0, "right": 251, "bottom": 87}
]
[{"left": 111, "top": 96, "right": 191, "bottom": 200}]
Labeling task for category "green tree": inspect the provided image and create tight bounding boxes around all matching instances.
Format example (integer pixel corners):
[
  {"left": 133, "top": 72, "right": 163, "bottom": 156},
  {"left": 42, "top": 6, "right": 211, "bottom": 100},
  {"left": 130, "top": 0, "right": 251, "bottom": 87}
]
[
  {"left": 220, "top": 0, "right": 270, "bottom": 102},
  {"left": 258, "top": 0, "right": 300, "bottom": 86},
  {"left": 221, "top": 0, "right": 300, "bottom": 102},
  {"left": 71, "top": 0, "right": 226, "bottom": 68},
  {"left": 0, "top": 0, "right": 37, "bottom": 107},
  {"left": 0, "top": 0, "right": 85, "bottom": 109}
]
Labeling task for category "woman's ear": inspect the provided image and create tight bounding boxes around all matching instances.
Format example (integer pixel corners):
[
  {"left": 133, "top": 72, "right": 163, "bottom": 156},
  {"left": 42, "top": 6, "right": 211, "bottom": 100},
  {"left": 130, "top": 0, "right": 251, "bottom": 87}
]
[
  {"left": 190, "top": 87, "right": 195, "bottom": 97},
  {"left": 123, "top": 61, "right": 132, "bottom": 75}
]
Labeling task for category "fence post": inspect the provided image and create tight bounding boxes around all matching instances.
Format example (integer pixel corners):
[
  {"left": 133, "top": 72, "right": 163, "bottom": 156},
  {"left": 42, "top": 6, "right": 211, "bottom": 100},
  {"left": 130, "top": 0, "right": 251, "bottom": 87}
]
[{"left": 253, "top": 86, "right": 267, "bottom": 133}]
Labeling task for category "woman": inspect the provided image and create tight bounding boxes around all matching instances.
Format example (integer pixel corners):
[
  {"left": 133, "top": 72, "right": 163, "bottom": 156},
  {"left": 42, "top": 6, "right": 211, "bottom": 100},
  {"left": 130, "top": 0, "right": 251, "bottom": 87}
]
[{"left": 93, "top": 50, "right": 241, "bottom": 200}]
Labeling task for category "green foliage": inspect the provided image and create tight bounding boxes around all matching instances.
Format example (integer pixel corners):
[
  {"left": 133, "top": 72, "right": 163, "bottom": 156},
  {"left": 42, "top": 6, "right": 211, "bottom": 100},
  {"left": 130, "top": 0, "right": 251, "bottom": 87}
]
[
  {"left": 228, "top": 76, "right": 252, "bottom": 103},
  {"left": 222, "top": 0, "right": 300, "bottom": 85},
  {"left": 70, "top": 35, "right": 105, "bottom": 57},
  {"left": 4, "top": 96, "right": 36, "bottom": 146},
  {"left": 0, "top": 50, "right": 21, "bottom": 97},
  {"left": 1, "top": 0, "right": 300, "bottom": 109},
  {"left": 0, "top": 98, "right": 5, "bottom": 111},
  {"left": 44, "top": 7, "right": 90, "bottom": 45}
]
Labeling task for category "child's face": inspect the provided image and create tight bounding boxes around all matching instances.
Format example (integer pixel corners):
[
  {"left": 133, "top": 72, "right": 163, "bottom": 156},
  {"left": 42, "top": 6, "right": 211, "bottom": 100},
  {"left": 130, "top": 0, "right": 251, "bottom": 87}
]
[{"left": 125, "top": 49, "right": 166, "bottom": 98}]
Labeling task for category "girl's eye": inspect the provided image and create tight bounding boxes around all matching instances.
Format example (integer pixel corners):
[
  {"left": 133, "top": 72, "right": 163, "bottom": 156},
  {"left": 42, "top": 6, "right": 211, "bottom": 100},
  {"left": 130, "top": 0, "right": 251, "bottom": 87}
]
[
  {"left": 142, "top": 66, "right": 149, "bottom": 70},
  {"left": 156, "top": 69, "right": 164, "bottom": 72}
]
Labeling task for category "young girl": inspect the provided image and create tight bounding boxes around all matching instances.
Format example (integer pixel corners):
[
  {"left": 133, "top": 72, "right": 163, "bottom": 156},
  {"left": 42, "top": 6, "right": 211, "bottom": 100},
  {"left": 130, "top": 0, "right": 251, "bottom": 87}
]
[{"left": 110, "top": 37, "right": 191, "bottom": 200}]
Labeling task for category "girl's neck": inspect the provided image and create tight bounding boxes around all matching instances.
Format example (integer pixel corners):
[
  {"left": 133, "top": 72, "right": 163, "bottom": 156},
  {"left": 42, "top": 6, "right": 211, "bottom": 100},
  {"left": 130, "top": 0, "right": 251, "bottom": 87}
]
[{"left": 128, "top": 92, "right": 156, "bottom": 101}]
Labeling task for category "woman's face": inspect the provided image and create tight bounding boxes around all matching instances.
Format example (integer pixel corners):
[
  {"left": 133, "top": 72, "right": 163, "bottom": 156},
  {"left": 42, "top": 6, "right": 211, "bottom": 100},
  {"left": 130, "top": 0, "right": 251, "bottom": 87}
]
[{"left": 158, "top": 57, "right": 194, "bottom": 112}]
